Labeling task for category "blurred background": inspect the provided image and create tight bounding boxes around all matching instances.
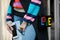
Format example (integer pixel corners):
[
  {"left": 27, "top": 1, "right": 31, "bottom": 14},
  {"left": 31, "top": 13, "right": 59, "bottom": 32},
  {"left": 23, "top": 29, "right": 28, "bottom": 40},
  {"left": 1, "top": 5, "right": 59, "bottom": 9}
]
[{"left": 0, "top": 0, "right": 12, "bottom": 40}]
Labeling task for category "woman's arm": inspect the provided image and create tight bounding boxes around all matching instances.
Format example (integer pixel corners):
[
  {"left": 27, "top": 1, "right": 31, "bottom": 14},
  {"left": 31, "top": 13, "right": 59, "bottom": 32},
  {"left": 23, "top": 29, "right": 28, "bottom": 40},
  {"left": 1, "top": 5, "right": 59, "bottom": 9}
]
[
  {"left": 23, "top": 0, "right": 42, "bottom": 23},
  {"left": 20, "top": 0, "right": 42, "bottom": 31},
  {"left": 6, "top": 0, "right": 14, "bottom": 34}
]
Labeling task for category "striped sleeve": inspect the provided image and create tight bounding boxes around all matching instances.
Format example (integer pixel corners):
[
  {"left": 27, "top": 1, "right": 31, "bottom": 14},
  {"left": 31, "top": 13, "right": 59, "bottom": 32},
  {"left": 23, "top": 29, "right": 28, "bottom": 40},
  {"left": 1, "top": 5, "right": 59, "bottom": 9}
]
[
  {"left": 6, "top": 5, "right": 12, "bottom": 22},
  {"left": 23, "top": 0, "right": 42, "bottom": 23}
]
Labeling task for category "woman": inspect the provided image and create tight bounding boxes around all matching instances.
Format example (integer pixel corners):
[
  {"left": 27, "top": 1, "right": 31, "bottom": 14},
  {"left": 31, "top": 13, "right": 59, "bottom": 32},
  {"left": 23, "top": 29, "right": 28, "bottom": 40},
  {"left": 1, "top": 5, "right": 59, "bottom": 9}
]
[
  {"left": 6, "top": 0, "right": 48, "bottom": 40},
  {"left": 7, "top": 0, "right": 41, "bottom": 40}
]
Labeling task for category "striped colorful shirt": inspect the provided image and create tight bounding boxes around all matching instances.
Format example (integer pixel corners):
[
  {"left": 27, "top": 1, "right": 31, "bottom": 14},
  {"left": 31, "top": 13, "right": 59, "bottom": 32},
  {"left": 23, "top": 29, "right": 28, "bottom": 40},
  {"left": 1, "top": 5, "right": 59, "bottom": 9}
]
[{"left": 6, "top": 0, "right": 42, "bottom": 23}]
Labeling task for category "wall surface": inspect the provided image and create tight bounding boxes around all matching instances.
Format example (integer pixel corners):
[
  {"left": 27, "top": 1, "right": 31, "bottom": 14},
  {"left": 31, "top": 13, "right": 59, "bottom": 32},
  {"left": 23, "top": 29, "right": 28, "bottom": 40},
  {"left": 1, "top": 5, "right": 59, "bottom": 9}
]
[
  {"left": 0, "top": 0, "right": 2, "bottom": 40},
  {"left": 0, "top": 0, "right": 12, "bottom": 40}
]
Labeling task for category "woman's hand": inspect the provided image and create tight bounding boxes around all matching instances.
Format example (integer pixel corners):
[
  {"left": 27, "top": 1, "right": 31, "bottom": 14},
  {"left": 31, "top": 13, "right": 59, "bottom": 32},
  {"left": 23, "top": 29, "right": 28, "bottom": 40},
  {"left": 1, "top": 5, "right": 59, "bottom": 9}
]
[
  {"left": 20, "top": 21, "right": 27, "bottom": 31},
  {"left": 7, "top": 21, "right": 13, "bottom": 34}
]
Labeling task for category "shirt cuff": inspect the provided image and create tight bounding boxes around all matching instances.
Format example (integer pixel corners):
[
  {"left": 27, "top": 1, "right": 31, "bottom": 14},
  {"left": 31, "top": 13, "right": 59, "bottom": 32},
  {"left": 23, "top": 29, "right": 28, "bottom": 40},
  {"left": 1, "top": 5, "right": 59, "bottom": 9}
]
[{"left": 23, "top": 14, "right": 36, "bottom": 23}]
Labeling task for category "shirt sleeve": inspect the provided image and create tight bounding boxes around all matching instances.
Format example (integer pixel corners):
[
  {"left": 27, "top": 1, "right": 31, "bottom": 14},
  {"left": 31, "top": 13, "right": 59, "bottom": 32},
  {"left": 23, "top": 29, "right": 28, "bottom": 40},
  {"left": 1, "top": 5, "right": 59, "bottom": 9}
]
[
  {"left": 6, "top": 2, "right": 12, "bottom": 22},
  {"left": 23, "top": 0, "right": 42, "bottom": 23}
]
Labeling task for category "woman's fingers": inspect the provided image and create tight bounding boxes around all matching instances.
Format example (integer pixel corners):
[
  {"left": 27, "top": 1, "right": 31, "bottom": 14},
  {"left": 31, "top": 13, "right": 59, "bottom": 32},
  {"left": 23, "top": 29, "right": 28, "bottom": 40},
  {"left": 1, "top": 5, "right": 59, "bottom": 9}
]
[
  {"left": 20, "top": 27, "right": 25, "bottom": 31},
  {"left": 20, "top": 21, "right": 27, "bottom": 31},
  {"left": 7, "top": 24, "right": 14, "bottom": 30},
  {"left": 7, "top": 24, "right": 13, "bottom": 34}
]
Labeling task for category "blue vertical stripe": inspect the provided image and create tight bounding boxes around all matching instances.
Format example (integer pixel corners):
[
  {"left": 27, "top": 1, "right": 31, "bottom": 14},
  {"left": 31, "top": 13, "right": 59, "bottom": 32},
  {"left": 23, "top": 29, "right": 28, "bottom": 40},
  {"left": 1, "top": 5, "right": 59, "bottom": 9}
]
[
  {"left": 31, "top": 6, "right": 40, "bottom": 16},
  {"left": 27, "top": 3, "right": 35, "bottom": 14},
  {"left": 7, "top": 5, "right": 12, "bottom": 14}
]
